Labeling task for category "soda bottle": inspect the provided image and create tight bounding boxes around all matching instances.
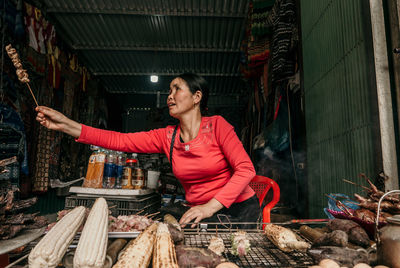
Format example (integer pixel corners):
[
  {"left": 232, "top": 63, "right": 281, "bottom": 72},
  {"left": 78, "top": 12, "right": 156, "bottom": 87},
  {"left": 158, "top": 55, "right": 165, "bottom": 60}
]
[{"left": 103, "top": 150, "right": 116, "bottom": 188}]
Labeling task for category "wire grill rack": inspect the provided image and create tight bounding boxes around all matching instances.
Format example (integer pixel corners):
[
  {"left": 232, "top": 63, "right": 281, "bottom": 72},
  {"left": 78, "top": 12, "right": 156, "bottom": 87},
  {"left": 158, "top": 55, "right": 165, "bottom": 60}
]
[{"left": 183, "top": 229, "right": 314, "bottom": 268}]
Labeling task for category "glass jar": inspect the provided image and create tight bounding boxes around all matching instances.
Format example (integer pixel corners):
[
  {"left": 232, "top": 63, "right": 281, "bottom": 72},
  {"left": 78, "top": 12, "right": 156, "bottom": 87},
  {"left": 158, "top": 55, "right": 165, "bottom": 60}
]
[
  {"left": 122, "top": 158, "right": 137, "bottom": 189},
  {"left": 132, "top": 167, "right": 146, "bottom": 189}
]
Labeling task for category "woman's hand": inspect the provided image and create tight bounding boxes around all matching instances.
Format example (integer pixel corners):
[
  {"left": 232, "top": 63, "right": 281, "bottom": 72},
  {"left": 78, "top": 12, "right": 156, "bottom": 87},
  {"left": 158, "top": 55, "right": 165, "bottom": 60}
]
[
  {"left": 179, "top": 198, "right": 224, "bottom": 228},
  {"left": 35, "top": 106, "right": 82, "bottom": 138}
]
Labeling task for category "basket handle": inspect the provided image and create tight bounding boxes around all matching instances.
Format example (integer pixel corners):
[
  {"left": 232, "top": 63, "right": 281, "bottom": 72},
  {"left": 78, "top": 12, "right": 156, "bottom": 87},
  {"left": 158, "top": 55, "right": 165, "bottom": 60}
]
[{"left": 375, "top": 189, "right": 400, "bottom": 243}]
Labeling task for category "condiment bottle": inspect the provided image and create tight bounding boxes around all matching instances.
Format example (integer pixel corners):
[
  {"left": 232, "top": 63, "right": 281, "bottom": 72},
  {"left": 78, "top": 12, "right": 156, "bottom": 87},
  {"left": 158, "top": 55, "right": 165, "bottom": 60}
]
[
  {"left": 122, "top": 158, "right": 137, "bottom": 189},
  {"left": 132, "top": 167, "right": 146, "bottom": 189}
]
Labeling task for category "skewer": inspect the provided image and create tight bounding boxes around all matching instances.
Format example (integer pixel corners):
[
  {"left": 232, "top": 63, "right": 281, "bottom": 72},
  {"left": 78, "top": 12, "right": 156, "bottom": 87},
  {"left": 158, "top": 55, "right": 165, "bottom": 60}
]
[
  {"left": 342, "top": 179, "right": 370, "bottom": 191},
  {"left": 26, "top": 83, "right": 39, "bottom": 107},
  {"left": 329, "top": 193, "right": 360, "bottom": 205},
  {"left": 324, "top": 194, "right": 353, "bottom": 216},
  {"left": 134, "top": 209, "right": 144, "bottom": 215},
  {"left": 5, "top": 44, "right": 39, "bottom": 107},
  {"left": 4, "top": 253, "right": 29, "bottom": 268},
  {"left": 146, "top": 211, "right": 160, "bottom": 218}
]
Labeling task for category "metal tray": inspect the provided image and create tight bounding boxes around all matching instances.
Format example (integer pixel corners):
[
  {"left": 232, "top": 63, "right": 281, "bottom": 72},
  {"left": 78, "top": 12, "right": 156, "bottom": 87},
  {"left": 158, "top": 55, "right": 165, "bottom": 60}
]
[{"left": 0, "top": 227, "right": 45, "bottom": 255}]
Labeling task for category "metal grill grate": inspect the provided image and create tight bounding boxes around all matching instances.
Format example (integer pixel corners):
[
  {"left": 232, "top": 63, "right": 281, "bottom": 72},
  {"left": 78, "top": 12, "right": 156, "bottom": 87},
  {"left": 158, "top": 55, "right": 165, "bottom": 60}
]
[{"left": 183, "top": 230, "right": 314, "bottom": 268}]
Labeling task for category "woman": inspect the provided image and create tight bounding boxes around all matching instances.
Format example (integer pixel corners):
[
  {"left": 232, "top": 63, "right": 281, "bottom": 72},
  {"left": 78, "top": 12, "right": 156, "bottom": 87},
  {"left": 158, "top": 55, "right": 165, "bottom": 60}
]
[{"left": 36, "top": 73, "right": 260, "bottom": 227}]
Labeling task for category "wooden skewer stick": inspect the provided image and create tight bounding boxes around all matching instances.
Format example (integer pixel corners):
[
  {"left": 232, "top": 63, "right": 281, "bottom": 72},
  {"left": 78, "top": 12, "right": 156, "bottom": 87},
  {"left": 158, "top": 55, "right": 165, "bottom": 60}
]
[
  {"left": 342, "top": 179, "right": 370, "bottom": 191},
  {"left": 329, "top": 193, "right": 360, "bottom": 205},
  {"left": 324, "top": 193, "right": 353, "bottom": 216},
  {"left": 146, "top": 211, "right": 160, "bottom": 218},
  {"left": 26, "top": 83, "right": 39, "bottom": 107},
  {"left": 134, "top": 209, "right": 144, "bottom": 215}
]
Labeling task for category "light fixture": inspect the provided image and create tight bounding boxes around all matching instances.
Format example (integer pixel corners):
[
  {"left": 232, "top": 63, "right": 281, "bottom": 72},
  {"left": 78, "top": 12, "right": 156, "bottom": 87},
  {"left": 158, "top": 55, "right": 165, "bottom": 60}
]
[{"left": 150, "top": 75, "right": 158, "bottom": 83}]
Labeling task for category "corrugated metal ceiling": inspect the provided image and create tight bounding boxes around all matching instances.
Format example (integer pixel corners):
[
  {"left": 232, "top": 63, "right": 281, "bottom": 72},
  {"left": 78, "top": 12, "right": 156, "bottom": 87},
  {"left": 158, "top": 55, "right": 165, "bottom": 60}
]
[{"left": 35, "top": 0, "right": 249, "bottom": 102}]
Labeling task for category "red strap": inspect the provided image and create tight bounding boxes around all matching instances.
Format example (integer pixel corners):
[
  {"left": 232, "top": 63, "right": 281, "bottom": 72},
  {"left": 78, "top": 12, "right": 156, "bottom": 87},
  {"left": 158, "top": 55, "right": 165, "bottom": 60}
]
[{"left": 273, "top": 95, "right": 282, "bottom": 120}]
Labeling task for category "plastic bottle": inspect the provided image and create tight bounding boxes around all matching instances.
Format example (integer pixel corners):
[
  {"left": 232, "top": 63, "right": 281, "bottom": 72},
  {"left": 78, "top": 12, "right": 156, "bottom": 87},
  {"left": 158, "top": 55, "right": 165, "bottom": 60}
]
[
  {"left": 115, "top": 152, "right": 125, "bottom": 189},
  {"left": 92, "top": 148, "right": 106, "bottom": 188},
  {"left": 83, "top": 146, "right": 99, "bottom": 188},
  {"left": 103, "top": 150, "right": 116, "bottom": 188}
]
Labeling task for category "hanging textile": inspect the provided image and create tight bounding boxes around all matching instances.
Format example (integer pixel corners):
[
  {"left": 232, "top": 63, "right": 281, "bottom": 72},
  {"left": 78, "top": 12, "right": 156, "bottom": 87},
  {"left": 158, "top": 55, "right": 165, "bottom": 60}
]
[
  {"left": 269, "top": 0, "right": 298, "bottom": 88},
  {"left": 251, "top": 0, "right": 276, "bottom": 36},
  {"left": 24, "top": 3, "right": 45, "bottom": 54},
  {"left": 32, "top": 80, "right": 55, "bottom": 193},
  {"left": 0, "top": 103, "right": 28, "bottom": 174}
]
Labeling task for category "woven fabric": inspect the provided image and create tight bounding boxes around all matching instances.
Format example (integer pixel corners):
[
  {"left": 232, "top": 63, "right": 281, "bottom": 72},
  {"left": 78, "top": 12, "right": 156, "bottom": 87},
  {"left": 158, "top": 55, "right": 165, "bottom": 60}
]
[
  {"left": 251, "top": 0, "right": 276, "bottom": 36},
  {"left": 32, "top": 81, "right": 55, "bottom": 193},
  {"left": 269, "top": 0, "right": 298, "bottom": 87}
]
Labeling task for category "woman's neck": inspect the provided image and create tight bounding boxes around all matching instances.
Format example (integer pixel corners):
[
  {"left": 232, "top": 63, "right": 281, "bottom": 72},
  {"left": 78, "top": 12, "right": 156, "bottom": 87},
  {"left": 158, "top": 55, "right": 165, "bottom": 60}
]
[{"left": 179, "top": 112, "right": 202, "bottom": 143}]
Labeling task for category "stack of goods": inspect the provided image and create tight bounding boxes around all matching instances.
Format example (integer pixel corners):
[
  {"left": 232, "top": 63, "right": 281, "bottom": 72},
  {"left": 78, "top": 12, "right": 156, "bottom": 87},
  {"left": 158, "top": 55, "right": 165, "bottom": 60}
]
[
  {"left": 83, "top": 148, "right": 150, "bottom": 190},
  {"left": 47, "top": 207, "right": 155, "bottom": 233},
  {"left": 0, "top": 188, "right": 48, "bottom": 239},
  {"left": 26, "top": 208, "right": 251, "bottom": 268},
  {"left": 299, "top": 219, "right": 373, "bottom": 267},
  {"left": 247, "top": 0, "right": 276, "bottom": 68},
  {"left": 28, "top": 198, "right": 108, "bottom": 268},
  {"left": 327, "top": 174, "right": 400, "bottom": 236}
]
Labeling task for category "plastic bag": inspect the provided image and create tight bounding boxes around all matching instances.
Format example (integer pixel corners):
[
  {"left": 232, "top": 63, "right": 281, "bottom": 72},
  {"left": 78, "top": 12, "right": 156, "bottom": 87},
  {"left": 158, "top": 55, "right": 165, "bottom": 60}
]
[{"left": 323, "top": 193, "right": 360, "bottom": 219}]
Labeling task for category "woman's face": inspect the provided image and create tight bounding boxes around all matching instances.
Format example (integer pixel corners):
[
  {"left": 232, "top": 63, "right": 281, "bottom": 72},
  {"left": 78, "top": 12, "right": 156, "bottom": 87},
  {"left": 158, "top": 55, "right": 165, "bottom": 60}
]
[{"left": 167, "top": 77, "right": 199, "bottom": 118}]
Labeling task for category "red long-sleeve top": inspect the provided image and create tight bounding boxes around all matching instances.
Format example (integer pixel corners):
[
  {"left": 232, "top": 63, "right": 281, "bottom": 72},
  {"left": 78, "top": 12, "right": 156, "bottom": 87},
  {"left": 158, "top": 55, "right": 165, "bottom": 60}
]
[{"left": 77, "top": 115, "right": 256, "bottom": 208}]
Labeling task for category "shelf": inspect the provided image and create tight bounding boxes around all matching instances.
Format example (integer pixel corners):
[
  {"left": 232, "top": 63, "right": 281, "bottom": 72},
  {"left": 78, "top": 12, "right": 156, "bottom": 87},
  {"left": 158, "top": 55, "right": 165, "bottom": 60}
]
[{"left": 69, "top": 186, "right": 154, "bottom": 198}]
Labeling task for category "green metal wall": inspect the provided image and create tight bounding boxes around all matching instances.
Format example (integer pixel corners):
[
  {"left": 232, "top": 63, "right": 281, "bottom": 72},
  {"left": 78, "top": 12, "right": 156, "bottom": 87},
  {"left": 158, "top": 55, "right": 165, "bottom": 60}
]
[{"left": 301, "top": 1, "right": 381, "bottom": 218}]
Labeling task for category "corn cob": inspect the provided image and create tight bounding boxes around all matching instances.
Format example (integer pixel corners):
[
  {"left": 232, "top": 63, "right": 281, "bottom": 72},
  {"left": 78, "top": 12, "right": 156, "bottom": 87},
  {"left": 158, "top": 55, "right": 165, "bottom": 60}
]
[
  {"left": 28, "top": 206, "right": 86, "bottom": 268},
  {"left": 74, "top": 197, "right": 109, "bottom": 268},
  {"left": 164, "top": 214, "right": 181, "bottom": 231},
  {"left": 153, "top": 223, "right": 179, "bottom": 268},
  {"left": 112, "top": 223, "right": 158, "bottom": 268}
]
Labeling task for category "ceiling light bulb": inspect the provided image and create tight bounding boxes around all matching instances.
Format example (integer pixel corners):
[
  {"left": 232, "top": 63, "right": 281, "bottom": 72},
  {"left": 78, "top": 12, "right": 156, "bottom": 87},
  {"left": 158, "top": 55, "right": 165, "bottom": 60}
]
[{"left": 150, "top": 75, "right": 158, "bottom": 83}]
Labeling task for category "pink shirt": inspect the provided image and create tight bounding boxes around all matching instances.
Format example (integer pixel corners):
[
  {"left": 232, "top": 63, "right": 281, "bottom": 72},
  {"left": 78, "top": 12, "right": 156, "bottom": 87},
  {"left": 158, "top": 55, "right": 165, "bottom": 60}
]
[{"left": 77, "top": 115, "right": 255, "bottom": 208}]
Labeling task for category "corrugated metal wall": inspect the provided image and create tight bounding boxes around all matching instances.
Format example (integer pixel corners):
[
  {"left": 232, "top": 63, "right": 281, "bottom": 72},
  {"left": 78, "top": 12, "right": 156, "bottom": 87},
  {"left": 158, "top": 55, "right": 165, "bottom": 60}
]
[{"left": 301, "top": 1, "right": 382, "bottom": 217}]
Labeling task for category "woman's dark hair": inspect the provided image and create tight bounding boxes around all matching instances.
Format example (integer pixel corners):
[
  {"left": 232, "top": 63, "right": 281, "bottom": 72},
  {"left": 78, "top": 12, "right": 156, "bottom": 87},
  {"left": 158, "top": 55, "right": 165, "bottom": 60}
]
[{"left": 177, "top": 73, "right": 209, "bottom": 115}]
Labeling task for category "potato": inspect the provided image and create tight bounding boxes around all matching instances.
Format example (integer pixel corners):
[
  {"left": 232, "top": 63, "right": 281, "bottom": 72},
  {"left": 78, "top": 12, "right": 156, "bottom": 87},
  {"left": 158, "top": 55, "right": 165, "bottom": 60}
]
[
  {"left": 374, "top": 266, "right": 390, "bottom": 268},
  {"left": 308, "top": 266, "right": 322, "bottom": 268},
  {"left": 319, "top": 259, "right": 340, "bottom": 268},
  {"left": 353, "top": 264, "right": 371, "bottom": 268}
]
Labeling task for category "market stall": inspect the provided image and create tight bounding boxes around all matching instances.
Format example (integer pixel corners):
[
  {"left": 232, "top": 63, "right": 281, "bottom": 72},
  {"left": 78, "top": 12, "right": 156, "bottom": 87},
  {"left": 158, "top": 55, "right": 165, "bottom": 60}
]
[{"left": 1, "top": 0, "right": 400, "bottom": 267}]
